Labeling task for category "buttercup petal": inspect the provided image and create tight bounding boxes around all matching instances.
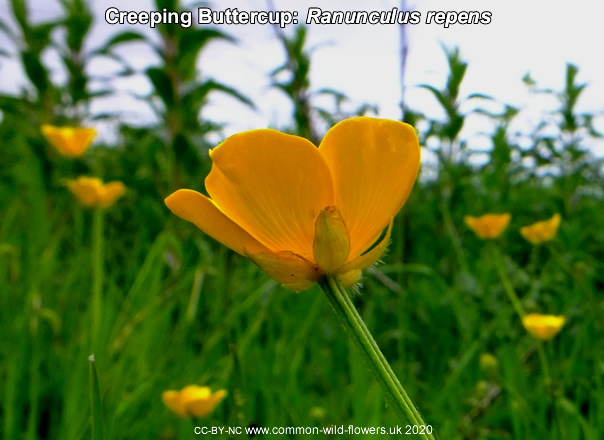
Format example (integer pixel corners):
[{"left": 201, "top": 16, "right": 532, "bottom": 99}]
[
  {"left": 339, "top": 218, "right": 393, "bottom": 273},
  {"left": 464, "top": 213, "right": 511, "bottom": 239},
  {"left": 520, "top": 213, "right": 561, "bottom": 245},
  {"left": 162, "top": 386, "right": 226, "bottom": 418},
  {"left": 180, "top": 385, "right": 211, "bottom": 403},
  {"left": 522, "top": 313, "right": 566, "bottom": 340},
  {"left": 66, "top": 177, "right": 103, "bottom": 207},
  {"left": 65, "top": 177, "right": 125, "bottom": 208},
  {"left": 165, "top": 189, "right": 269, "bottom": 256},
  {"left": 187, "top": 389, "right": 227, "bottom": 418},
  {"left": 100, "top": 182, "right": 126, "bottom": 207},
  {"left": 161, "top": 390, "right": 187, "bottom": 417},
  {"left": 42, "top": 125, "right": 96, "bottom": 157},
  {"left": 319, "top": 118, "right": 420, "bottom": 260},
  {"left": 246, "top": 250, "right": 319, "bottom": 291},
  {"left": 71, "top": 128, "right": 97, "bottom": 152},
  {"left": 206, "top": 129, "right": 334, "bottom": 261}
]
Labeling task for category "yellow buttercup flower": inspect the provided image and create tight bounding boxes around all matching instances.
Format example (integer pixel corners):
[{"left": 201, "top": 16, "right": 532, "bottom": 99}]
[
  {"left": 65, "top": 177, "right": 125, "bottom": 208},
  {"left": 464, "top": 213, "right": 511, "bottom": 239},
  {"left": 520, "top": 214, "right": 561, "bottom": 245},
  {"left": 165, "top": 117, "right": 420, "bottom": 291},
  {"left": 162, "top": 385, "right": 227, "bottom": 418},
  {"left": 522, "top": 313, "right": 566, "bottom": 340},
  {"left": 41, "top": 125, "right": 97, "bottom": 158}
]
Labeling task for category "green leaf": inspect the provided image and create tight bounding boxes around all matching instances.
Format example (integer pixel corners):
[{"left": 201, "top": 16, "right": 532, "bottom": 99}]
[
  {"left": 490, "top": 125, "right": 512, "bottom": 168},
  {"left": 502, "top": 104, "right": 520, "bottom": 121},
  {"left": 91, "top": 112, "right": 118, "bottom": 121},
  {"left": 29, "top": 22, "right": 56, "bottom": 51},
  {"left": 292, "top": 26, "right": 307, "bottom": 55},
  {"left": 65, "top": 16, "right": 93, "bottom": 53},
  {"left": 21, "top": 50, "right": 50, "bottom": 93},
  {"left": 61, "top": 55, "right": 88, "bottom": 103},
  {"left": 560, "top": 63, "right": 587, "bottom": 133},
  {"left": 419, "top": 84, "right": 456, "bottom": 118},
  {"left": 522, "top": 72, "right": 536, "bottom": 87},
  {"left": 58, "top": 0, "right": 93, "bottom": 52},
  {"left": 402, "top": 108, "right": 423, "bottom": 128},
  {"left": 0, "top": 18, "right": 18, "bottom": 41},
  {"left": 269, "top": 63, "right": 285, "bottom": 77},
  {"left": 443, "top": 45, "right": 467, "bottom": 101},
  {"left": 88, "top": 90, "right": 113, "bottom": 98},
  {"left": 155, "top": 0, "right": 177, "bottom": 13},
  {"left": 173, "top": 133, "right": 201, "bottom": 175},
  {"left": 467, "top": 93, "right": 492, "bottom": 100},
  {"left": 10, "top": 0, "right": 28, "bottom": 33},
  {"left": 183, "top": 79, "right": 254, "bottom": 111},
  {"left": 177, "top": 28, "right": 235, "bottom": 80},
  {"left": 91, "top": 31, "right": 146, "bottom": 57},
  {"left": 315, "top": 108, "right": 335, "bottom": 127},
  {"left": 90, "top": 52, "right": 136, "bottom": 77},
  {"left": 146, "top": 67, "right": 174, "bottom": 106},
  {"left": 315, "top": 88, "right": 348, "bottom": 106},
  {"left": 445, "top": 114, "right": 464, "bottom": 141}
]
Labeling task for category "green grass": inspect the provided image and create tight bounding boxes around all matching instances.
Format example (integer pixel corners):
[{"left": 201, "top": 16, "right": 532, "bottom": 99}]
[{"left": 1, "top": 125, "right": 603, "bottom": 439}]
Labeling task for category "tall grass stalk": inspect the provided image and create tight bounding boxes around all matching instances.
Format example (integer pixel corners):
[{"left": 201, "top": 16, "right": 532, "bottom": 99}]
[
  {"left": 89, "top": 355, "right": 105, "bottom": 440},
  {"left": 91, "top": 208, "right": 104, "bottom": 349},
  {"left": 490, "top": 244, "right": 525, "bottom": 319}
]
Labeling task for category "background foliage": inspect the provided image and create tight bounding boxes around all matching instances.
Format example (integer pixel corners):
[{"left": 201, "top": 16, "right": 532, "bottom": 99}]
[{"left": 1, "top": 1, "right": 603, "bottom": 439}]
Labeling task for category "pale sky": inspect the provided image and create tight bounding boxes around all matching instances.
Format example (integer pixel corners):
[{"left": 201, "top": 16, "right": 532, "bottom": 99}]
[{"left": 1, "top": 0, "right": 603, "bottom": 154}]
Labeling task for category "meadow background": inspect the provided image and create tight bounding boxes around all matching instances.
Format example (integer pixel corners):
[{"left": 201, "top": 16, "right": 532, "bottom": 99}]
[{"left": 1, "top": 0, "right": 604, "bottom": 439}]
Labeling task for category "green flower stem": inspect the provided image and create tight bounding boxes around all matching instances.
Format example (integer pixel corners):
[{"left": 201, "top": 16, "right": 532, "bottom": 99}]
[
  {"left": 26, "top": 304, "right": 41, "bottom": 440},
  {"left": 91, "top": 207, "right": 105, "bottom": 348},
  {"left": 440, "top": 202, "right": 469, "bottom": 274},
  {"left": 489, "top": 244, "right": 525, "bottom": 319},
  {"left": 529, "top": 245, "right": 539, "bottom": 277},
  {"left": 318, "top": 276, "right": 434, "bottom": 438},
  {"left": 536, "top": 340, "right": 552, "bottom": 387},
  {"left": 490, "top": 244, "right": 565, "bottom": 438}
]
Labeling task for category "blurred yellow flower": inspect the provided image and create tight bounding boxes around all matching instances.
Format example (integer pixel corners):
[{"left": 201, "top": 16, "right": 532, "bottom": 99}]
[
  {"left": 165, "top": 117, "right": 420, "bottom": 291},
  {"left": 479, "top": 353, "right": 498, "bottom": 373},
  {"left": 162, "top": 386, "right": 227, "bottom": 418},
  {"left": 41, "top": 125, "right": 96, "bottom": 158},
  {"left": 464, "top": 213, "right": 511, "bottom": 239},
  {"left": 522, "top": 313, "right": 566, "bottom": 340},
  {"left": 520, "top": 214, "right": 561, "bottom": 245},
  {"left": 65, "top": 177, "right": 125, "bottom": 208}
]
